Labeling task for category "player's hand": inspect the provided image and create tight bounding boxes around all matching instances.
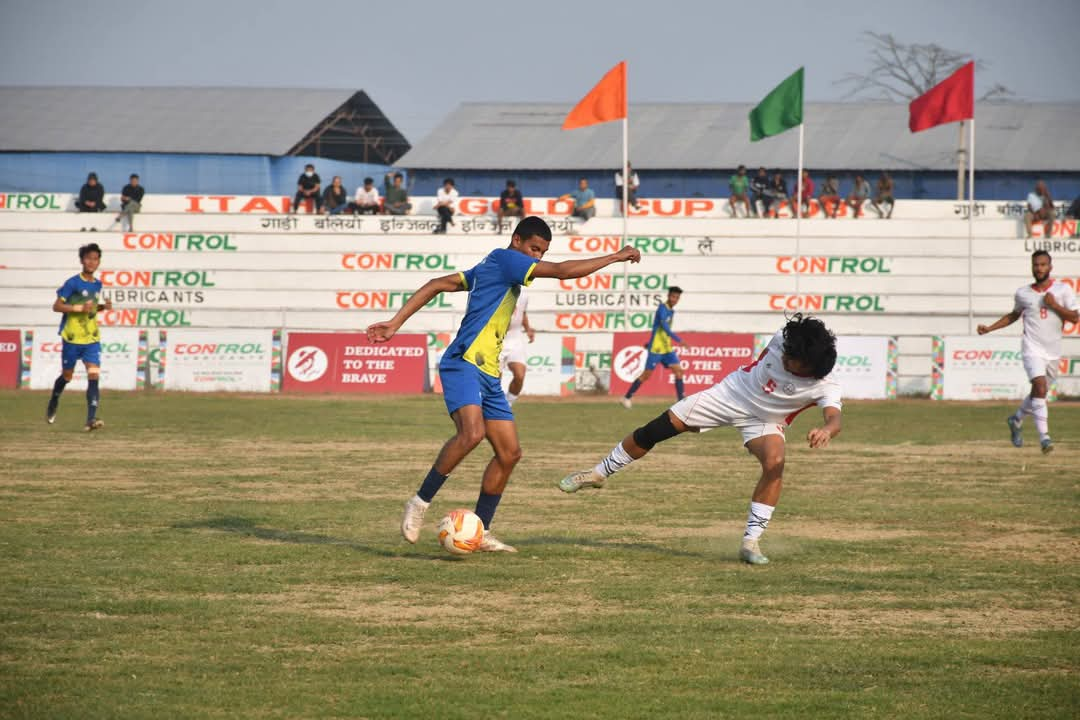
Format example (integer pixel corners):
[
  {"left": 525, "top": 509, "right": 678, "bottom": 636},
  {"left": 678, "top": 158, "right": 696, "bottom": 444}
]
[
  {"left": 366, "top": 322, "right": 398, "bottom": 343},
  {"left": 526, "top": 328, "right": 536, "bottom": 343},
  {"left": 83, "top": 300, "right": 97, "bottom": 314},
  {"left": 103, "top": 298, "right": 113, "bottom": 311},
  {"left": 976, "top": 324, "right": 989, "bottom": 335},
  {"left": 1042, "top": 293, "right": 1060, "bottom": 310},
  {"left": 807, "top": 427, "right": 832, "bottom": 449},
  {"left": 617, "top": 246, "right": 642, "bottom": 264}
]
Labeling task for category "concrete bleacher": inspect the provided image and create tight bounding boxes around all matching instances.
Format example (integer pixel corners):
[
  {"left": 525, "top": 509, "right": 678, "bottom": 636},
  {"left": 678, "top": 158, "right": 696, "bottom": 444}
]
[{"left": 2, "top": 195, "right": 1078, "bottom": 395}]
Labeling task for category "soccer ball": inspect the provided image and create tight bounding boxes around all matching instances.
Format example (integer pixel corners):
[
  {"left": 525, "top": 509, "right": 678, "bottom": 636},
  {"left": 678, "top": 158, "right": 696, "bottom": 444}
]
[{"left": 437, "top": 509, "right": 485, "bottom": 555}]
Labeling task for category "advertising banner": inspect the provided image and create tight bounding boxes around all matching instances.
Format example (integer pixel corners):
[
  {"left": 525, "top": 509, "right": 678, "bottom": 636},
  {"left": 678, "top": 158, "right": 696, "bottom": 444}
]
[
  {"left": 609, "top": 332, "right": 755, "bottom": 397},
  {"left": 499, "top": 334, "right": 576, "bottom": 397},
  {"left": 28, "top": 327, "right": 142, "bottom": 390},
  {"left": 283, "top": 332, "right": 427, "bottom": 394},
  {"left": 164, "top": 328, "right": 273, "bottom": 392},
  {"left": 0, "top": 329, "right": 20, "bottom": 388},
  {"left": 832, "top": 336, "right": 894, "bottom": 400},
  {"left": 936, "top": 335, "right": 1030, "bottom": 400}
]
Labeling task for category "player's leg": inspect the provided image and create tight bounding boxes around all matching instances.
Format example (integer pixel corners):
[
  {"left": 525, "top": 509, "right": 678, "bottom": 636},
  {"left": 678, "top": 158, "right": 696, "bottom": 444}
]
[
  {"left": 47, "top": 343, "right": 79, "bottom": 424},
  {"left": 81, "top": 343, "right": 104, "bottom": 431},
  {"left": 666, "top": 355, "right": 685, "bottom": 401},
  {"left": 1029, "top": 374, "right": 1053, "bottom": 453},
  {"left": 472, "top": 375, "right": 521, "bottom": 551},
  {"left": 740, "top": 430, "right": 787, "bottom": 565},
  {"left": 506, "top": 362, "right": 527, "bottom": 405},
  {"left": 624, "top": 354, "right": 658, "bottom": 406}
]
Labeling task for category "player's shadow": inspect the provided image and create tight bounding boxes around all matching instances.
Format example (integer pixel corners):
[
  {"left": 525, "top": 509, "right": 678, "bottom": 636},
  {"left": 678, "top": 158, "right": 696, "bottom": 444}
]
[
  {"left": 173, "top": 515, "right": 421, "bottom": 560},
  {"left": 514, "top": 535, "right": 709, "bottom": 559}
]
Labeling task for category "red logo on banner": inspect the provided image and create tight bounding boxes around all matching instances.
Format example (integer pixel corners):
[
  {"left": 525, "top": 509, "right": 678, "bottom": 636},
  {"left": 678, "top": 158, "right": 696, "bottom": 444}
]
[
  {"left": 608, "top": 332, "right": 755, "bottom": 397},
  {"left": 283, "top": 333, "right": 428, "bottom": 393},
  {"left": 0, "top": 330, "right": 19, "bottom": 389}
]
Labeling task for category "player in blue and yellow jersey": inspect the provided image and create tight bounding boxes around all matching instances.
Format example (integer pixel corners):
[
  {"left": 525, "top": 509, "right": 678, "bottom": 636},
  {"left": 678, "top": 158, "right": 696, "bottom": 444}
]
[
  {"left": 366, "top": 216, "right": 641, "bottom": 551},
  {"left": 47, "top": 243, "right": 112, "bottom": 430},
  {"left": 622, "top": 286, "right": 686, "bottom": 408}
]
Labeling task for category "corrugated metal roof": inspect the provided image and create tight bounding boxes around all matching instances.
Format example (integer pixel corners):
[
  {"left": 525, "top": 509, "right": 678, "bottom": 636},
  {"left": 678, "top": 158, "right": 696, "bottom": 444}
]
[
  {"left": 399, "top": 102, "right": 1080, "bottom": 171},
  {"left": 0, "top": 87, "right": 406, "bottom": 159}
]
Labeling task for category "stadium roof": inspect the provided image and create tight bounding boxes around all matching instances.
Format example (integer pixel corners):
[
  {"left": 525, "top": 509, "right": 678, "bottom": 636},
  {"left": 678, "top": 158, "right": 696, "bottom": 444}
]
[
  {"left": 0, "top": 87, "right": 410, "bottom": 164},
  {"left": 399, "top": 102, "right": 1080, "bottom": 172}
]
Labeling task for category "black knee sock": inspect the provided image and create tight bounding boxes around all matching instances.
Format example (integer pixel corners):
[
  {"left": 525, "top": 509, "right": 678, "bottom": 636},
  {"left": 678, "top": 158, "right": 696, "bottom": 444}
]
[
  {"left": 51, "top": 375, "right": 68, "bottom": 402},
  {"left": 86, "top": 378, "right": 100, "bottom": 423}
]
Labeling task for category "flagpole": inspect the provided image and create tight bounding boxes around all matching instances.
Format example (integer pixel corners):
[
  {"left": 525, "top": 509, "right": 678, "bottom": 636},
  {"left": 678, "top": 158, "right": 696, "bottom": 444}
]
[
  {"left": 622, "top": 111, "right": 629, "bottom": 328},
  {"left": 967, "top": 116, "right": 975, "bottom": 334},
  {"left": 795, "top": 123, "right": 804, "bottom": 298}
]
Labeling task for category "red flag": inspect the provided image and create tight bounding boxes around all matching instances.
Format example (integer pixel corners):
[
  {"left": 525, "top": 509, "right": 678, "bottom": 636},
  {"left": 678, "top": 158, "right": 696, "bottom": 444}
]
[
  {"left": 908, "top": 61, "right": 974, "bottom": 133},
  {"left": 562, "top": 61, "right": 627, "bottom": 130}
]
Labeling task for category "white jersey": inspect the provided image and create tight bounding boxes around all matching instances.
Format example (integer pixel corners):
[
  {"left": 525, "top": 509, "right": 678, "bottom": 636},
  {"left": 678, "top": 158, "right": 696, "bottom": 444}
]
[
  {"left": 1013, "top": 279, "right": 1078, "bottom": 360},
  {"left": 721, "top": 330, "right": 842, "bottom": 425},
  {"left": 506, "top": 288, "right": 529, "bottom": 341}
]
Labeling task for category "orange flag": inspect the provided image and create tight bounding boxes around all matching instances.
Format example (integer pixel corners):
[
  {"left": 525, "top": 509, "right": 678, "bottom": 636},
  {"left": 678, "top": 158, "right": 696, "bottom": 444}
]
[{"left": 562, "top": 61, "right": 627, "bottom": 130}]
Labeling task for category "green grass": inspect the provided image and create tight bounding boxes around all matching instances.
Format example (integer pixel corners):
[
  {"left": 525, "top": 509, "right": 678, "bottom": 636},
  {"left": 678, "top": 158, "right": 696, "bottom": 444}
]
[{"left": 0, "top": 391, "right": 1077, "bottom": 719}]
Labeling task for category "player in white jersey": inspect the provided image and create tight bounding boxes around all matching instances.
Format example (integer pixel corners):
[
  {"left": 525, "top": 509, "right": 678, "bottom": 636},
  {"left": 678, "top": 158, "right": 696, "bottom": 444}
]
[
  {"left": 558, "top": 314, "right": 842, "bottom": 565},
  {"left": 499, "top": 287, "right": 534, "bottom": 406},
  {"left": 977, "top": 250, "right": 1079, "bottom": 454}
]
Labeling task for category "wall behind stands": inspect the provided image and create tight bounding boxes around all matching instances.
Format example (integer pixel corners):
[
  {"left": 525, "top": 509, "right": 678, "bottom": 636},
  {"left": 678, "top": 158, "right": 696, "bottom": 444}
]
[{"left": 0, "top": 153, "right": 391, "bottom": 196}]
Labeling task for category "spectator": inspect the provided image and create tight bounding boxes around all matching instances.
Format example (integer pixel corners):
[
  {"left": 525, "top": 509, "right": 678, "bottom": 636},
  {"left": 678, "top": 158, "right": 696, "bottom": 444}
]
[
  {"left": 292, "top": 164, "right": 322, "bottom": 213},
  {"left": 794, "top": 170, "right": 815, "bottom": 218},
  {"left": 384, "top": 172, "right": 412, "bottom": 215},
  {"left": 323, "top": 176, "right": 349, "bottom": 215},
  {"left": 76, "top": 172, "right": 105, "bottom": 212},
  {"left": 559, "top": 177, "right": 596, "bottom": 221},
  {"left": 728, "top": 165, "right": 751, "bottom": 218},
  {"left": 1024, "top": 180, "right": 1054, "bottom": 238},
  {"left": 1066, "top": 194, "right": 1080, "bottom": 220},
  {"left": 351, "top": 177, "right": 381, "bottom": 215},
  {"left": 615, "top": 162, "right": 640, "bottom": 215},
  {"left": 871, "top": 172, "right": 895, "bottom": 219},
  {"left": 434, "top": 178, "right": 458, "bottom": 234},
  {"left": 114, "top": 174, "right": 144, "bottom": 230},
  {"left": 765, "top": 172, "right": 788, "bottom": 218},
  {"left": 818, "top": 175, "right": 841, "bottom": 218},
  {"left": 750, "top": 166, "right": 770, "bottom": 217},
  {"left": 846, "top": 174, "right": 871, "bottom": 219},
  {"left": 496, "top": 179, "right": 525, "bottom": 233}
]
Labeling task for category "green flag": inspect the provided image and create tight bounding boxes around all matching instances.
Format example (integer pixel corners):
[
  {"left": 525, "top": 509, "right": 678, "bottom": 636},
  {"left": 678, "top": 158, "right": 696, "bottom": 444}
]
[{"left": 749, "top": 67, "right": 804, "bottom": 141}]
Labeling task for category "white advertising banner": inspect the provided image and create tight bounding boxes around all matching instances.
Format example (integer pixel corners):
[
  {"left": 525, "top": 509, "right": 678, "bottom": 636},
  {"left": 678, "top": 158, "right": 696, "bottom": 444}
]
[
  {"left": 164, "top": 328, "right": 273, "bottom": 392},
  {"left": 499, "top": 334, "right": 572, "bottom": 397},
  {"left": 28, "top": 326, "right": 141, "bottom": 390},
  {"left": 832, "top": 336, "right": 894, "bottom": 400},
  {"left": 941, "top": 335, "right": 1029, "bottom": 400}
]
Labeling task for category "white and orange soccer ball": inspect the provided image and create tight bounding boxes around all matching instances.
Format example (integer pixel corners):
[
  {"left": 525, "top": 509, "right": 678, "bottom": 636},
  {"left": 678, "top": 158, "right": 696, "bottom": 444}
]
[{"left": 437, "top": 509, "right": 484, "bottom": 555}]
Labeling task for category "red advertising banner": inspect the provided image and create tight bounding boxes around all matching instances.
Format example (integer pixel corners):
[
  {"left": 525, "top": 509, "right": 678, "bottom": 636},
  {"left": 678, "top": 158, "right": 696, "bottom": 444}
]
[
  {"left": 609, "top": 332, "right": 755, "bottom": 397},
  {"left": 0, "top": 329, "right": 19, "bottom": 389},
  {"left": 283, "top": 332, "right": 427, "bottom": 394}
]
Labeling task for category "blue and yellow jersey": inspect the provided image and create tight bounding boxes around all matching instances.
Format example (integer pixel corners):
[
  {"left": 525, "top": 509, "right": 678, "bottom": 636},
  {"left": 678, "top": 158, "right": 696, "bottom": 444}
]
[
  {"left": 646, "top": 302, "right": 682, "bottom": 354},
  {"left": 56, "top": 273, "right": 103, "bottom": 345},
  {"left": 443, "top": 248, "right": 538, "bottom": 376}
]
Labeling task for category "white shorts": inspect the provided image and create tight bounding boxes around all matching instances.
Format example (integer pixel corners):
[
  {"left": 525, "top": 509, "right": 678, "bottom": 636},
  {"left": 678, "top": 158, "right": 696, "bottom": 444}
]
[
  {"left": 500, "top": 335, "right": 528, "bottom": 368},
  {"left": 1022, "top": 354, "right": 1059, "bottom": 382},
  {"left": 669, "top": 383, "right": 787, "bottom": 446}
]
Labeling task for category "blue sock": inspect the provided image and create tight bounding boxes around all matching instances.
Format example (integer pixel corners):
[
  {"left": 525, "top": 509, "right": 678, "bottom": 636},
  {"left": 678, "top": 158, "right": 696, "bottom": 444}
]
[
  {"left": 417, "top": 466, "right": 448, "bottom": 503},
  {"left": 86, "top": 378, "right": 100, "bottom": 423},
  {"left": 675, "top": 378, "right": 685, "bottom": 400},
  {"left": 625, "top": 380, "right": 642, "bottom": 399},
  {"left": 474, "top": 492, "right": 502, "bottom": 530},
  {"left": 51, "top": 375, "right": 68, "bottom": 402}
]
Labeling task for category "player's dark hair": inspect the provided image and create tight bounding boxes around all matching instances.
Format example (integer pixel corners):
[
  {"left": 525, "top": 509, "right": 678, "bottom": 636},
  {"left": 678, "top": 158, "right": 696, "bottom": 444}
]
[
  {"left": 782, "top": 313, "right": 837, "bottom": 379},
  {"left": 513, "top": 216, "right": 552, "bottom": 242},
  {"left": 1031, "top": 250, "right": 1051, "bottom": 262},
  {"left": 668, "top": 286, "right": 683, "bottom": 295},
  {"left": 79, "top": 243, "right": 102, "bottom": 260}
]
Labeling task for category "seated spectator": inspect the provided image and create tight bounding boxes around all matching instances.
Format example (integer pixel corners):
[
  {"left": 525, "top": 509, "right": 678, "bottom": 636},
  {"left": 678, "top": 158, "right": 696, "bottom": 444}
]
[
  {"left": 496, "top": 179, "right": 525, "bottom": 233},
  {"left": 114, "top": 173, "right": 144, "bottom": 230},
  {"left": 818, "top": 175, "right": 841, "bottom": 218},
  {"left": 76, "top": 172, "right": 105, "bottom": 212},
  {"left": 615, "top": 162, "right": 640, "bottom": 215},
  {"left": 384, "top": 172, "right": 412, "bottom": 215},
  {"left": 292, "top": 164, "right": 322, "bottom": 213},
  {"left": 351, "top": 177, "right": 381, "bottom": 214},
  {"left": 323, "top": 176, "right": 349, "bottom": 215},
  {"left": 434, "top": 178, "right": 458, "bottom": 234},
  {"left": 559, "top": 177, "right": 596, "bottom": 221},
  {"left": 750, "top": 166, "right": 769, "bottom": 217},
  {"left": 846, "top": 174, "right": 871, "bottom": 218},
  {"left": 728, "top": 165, "right": 751, "bottom": 218},
  {"left": 1024, "top": 180, "right": 1054, "bottom": 238},
  {"left": 765, "top": 172, "right": 788, "bottom": 218},
  {"left": 871, "top": 172, "right": 895, "bottom": 219},
  {"left": 1066, "top": 195, "right": 1080, "bottom": 238},
  {"left": 794, "top": 170, "right": 814, "bottom": 218}
]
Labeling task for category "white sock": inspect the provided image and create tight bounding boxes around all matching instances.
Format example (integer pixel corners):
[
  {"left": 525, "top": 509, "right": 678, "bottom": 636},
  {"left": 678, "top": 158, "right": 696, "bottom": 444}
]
[
  {"left": 1031, "top": 398, "right": 1049, "bottom": 440},
  {"left": 743, "top": 502, "right": 775, "bottom": 540},
  {"left": 1013, "top": 395, "right": 1034, "bottom": 423},
  {"left": 594, "top": 442, "right": 634, "bottom": 478},
  {"left": 506, "top": 392, "right": 518, "bottom": 406}
]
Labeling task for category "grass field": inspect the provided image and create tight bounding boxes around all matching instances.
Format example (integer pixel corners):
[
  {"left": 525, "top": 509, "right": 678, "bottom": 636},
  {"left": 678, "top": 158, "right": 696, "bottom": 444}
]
[{"left": 0, "top": 390, "right": 1077, "bottom": 719}]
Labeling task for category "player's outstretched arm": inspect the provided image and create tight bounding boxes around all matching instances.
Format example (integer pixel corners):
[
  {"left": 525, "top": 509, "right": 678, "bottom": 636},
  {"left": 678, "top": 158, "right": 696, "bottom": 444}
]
[
  {"left": 807, "top": 406, "right": 841, "bottom": 449},
  {"left": 977, "top": 310, "right": 1020, "bottom": 335},
  {"left": 366, "top": 273, "right": 464, "bottom": 343},
  {"left": 531, "top": 246, "right": 641, "bottom": 280}
]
